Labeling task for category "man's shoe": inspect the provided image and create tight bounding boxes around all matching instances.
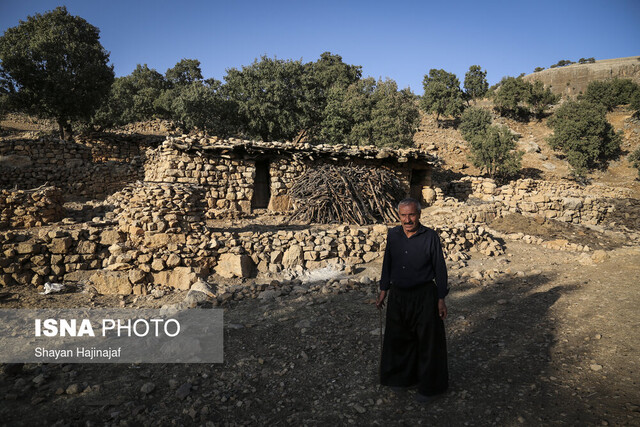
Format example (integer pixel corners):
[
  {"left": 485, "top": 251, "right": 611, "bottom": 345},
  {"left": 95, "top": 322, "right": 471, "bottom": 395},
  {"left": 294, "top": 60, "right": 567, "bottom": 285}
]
[{"left": 415, "top": 392, "right": 431, "bottom": 404}]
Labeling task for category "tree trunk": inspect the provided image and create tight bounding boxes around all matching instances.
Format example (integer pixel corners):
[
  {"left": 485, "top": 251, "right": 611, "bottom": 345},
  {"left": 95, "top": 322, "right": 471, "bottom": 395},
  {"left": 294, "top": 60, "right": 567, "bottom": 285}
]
[{"left": 57, "top": 119, "right": 73, "bottom": 140}]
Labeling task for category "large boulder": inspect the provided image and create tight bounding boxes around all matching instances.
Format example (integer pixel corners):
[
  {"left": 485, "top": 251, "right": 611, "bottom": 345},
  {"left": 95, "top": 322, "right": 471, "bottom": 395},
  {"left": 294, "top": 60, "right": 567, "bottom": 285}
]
[
  {"left": 282, "top": 245, "right": 304, "bottom": 269},
  {"left": 152, "top": 266, "right": 200, "bottom": 290},
  {"left": 89, "top": 270, "right": 133, "bottom": 295},
  {"left": 214, "top": 254, "right": 255, "bottom": 278}
]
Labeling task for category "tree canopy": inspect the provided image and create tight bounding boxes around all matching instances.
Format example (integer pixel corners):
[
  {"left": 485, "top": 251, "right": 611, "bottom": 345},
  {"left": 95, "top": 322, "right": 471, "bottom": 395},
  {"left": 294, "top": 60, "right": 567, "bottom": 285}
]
[
  {"left": 491, "top": 76, "right": 530, "bottom": 118},
  {"left": 92, "top": 64, "right": 166, "bottom": 128},
  {"left": 547, "top": 100, "right": 621, "bottom": 177},
  {"left": 224, "top": 56, "right": 310, "bottom": 141},
  {"left": 319, "top": 78, "right": 419, "bottom": 148},
  {"left": 580, "top": 78, "right": 640, "bottom": 111},
  {"left": 467, "top": 125, "right": 522, "bottom": 179},
  {"left": 420, "top": 69, "right": 465, "bottom": 124},
  {"left": 0, "top": 6, "right": 114, "bottom": 138},
  {"left": 464, "top": 65, "right": 489, "bottom": 103}
]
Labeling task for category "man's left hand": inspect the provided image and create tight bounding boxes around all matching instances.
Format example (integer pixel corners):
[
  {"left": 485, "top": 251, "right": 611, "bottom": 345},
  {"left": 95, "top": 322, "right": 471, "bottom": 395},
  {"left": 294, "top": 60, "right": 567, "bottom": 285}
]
[{"left": 438, "top": 299, "right": 447, "bottom": 320}]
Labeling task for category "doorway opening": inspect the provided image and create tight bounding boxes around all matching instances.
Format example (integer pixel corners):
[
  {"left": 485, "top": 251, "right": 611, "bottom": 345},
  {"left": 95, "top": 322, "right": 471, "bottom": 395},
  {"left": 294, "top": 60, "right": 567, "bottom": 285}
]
[{"left": 251, "top": 160, "right": 271, "bottom": 209}]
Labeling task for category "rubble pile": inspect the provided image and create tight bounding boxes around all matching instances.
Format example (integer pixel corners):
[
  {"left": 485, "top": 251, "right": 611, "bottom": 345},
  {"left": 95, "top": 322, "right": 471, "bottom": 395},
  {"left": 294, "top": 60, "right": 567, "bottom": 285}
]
[{"left": 0, "top": 186, "right": 65, "bottom": 229}]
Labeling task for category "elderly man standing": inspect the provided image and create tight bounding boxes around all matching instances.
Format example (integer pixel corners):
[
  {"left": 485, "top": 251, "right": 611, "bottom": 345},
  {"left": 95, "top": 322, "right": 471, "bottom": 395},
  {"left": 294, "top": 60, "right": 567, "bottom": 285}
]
[{"left": 376, "top": 197, "right": 449, "bottom": 403}]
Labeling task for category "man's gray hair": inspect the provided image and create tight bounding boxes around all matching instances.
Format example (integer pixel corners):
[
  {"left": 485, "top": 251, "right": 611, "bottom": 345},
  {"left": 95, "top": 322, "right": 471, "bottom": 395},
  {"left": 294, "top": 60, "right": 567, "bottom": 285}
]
[{"left": 398, "top": 197, "right": 422, "bottom": 213}]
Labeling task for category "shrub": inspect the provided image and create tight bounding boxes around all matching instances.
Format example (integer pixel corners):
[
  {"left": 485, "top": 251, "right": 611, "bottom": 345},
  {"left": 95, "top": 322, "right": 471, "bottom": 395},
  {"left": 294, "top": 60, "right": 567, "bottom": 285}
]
[
  {"left": 491, "top": 76, "right": 530, "bottom": 118},
  {"left": 581, "top": 78, "right": 640, "bottom": 111},
  {"left": 547, "top": 100, "right": 621, "bottom": 177},
  {"left": 458, "top": 107, "right": 492, "bottom": 141},
  {"left": 467, "top": 125, "right": 522, "bottom": 178},
  {"left": 526, "top": 81, "right": 559, "bottom": 119},
  {"left": 629, "top": 147, "right": 640, "bottom": 178}
]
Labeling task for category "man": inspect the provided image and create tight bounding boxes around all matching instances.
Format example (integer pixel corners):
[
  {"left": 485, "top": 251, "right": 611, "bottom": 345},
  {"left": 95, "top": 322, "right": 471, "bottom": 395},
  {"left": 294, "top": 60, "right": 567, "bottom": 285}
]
[{"left": 376, "top": 197, "right": 449, "bottom": 403}]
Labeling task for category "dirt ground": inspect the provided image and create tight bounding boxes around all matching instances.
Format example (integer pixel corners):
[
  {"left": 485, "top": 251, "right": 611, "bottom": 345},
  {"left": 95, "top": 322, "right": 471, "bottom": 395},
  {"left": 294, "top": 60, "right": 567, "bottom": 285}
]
[
  {"left": 1, "top": 108, "right": 639, "bottom": 425},
  {"left": 1, "top": 224, "right": 639, "bottom": 426}
]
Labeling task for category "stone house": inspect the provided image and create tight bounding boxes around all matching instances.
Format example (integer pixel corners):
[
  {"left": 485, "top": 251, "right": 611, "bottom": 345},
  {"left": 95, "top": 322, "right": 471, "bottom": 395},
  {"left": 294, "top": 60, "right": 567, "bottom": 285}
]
[{"left": 143, "top": 136, "right": 437, "bottom": 216}]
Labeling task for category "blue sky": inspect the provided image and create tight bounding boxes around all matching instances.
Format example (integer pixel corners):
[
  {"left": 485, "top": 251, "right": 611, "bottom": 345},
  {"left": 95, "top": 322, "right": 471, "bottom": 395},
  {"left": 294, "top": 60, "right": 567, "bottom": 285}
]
[{"left": 1, "top": 0, "right": 639, "bottom": 92}]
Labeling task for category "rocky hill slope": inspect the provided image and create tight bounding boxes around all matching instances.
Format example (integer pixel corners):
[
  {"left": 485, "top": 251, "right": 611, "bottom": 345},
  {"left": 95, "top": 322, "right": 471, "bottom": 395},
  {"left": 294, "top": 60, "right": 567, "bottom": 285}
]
[{"left": 522, "top": 56, "right": 640, "bottom": 98}]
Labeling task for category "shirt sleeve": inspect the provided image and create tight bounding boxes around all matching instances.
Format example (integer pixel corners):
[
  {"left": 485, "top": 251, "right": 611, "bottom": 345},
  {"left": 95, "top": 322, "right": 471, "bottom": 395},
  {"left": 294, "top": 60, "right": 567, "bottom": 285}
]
[
  {"left": 431, "top": 231, "right": 449, "bottom": 299},
  {"left": 380, "top": 230, "right": 392, "bottom": 291}
]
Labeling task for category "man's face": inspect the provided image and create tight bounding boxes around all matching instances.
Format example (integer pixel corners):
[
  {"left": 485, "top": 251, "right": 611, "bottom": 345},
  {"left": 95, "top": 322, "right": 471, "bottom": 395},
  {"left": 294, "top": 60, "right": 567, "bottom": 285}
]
[{"left": 399, "top": 204, "right": 421, "bottom": 234}]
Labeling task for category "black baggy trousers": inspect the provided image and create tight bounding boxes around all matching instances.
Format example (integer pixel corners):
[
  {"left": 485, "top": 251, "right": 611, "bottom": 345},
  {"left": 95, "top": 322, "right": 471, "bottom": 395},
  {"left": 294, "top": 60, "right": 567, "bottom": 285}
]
[{"left": 380, "top": 282, "right": 449, "bottom": 396}]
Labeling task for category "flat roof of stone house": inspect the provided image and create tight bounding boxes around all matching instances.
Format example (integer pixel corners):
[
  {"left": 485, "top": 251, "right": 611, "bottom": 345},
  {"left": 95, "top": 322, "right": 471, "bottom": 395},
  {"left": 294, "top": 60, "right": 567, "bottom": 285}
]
[{"left": 159, "top": 137, "right": 438, "bottom": 166}]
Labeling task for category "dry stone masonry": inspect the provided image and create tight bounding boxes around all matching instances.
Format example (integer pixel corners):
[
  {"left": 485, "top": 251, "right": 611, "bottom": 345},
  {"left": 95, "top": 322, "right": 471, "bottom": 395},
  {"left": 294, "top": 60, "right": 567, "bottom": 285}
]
[
  {"left": 0, "top": 187, "right": 65, "bottom": 230},
  {"left": 0, "top": 137, "right": 147, "bottom": 199},
  {"left": 435, "top": 177, "right": 632, "bottom": 226}
]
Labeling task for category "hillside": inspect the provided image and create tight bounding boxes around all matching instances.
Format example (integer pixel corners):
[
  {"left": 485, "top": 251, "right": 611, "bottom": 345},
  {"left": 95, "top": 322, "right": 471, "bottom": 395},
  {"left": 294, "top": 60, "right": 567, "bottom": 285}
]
[
  {"left": 522, "top": 56, "right": 640, "bottom": 98},
  {"left": 413, "top": 105, "right": 640, "bottom": 197}
]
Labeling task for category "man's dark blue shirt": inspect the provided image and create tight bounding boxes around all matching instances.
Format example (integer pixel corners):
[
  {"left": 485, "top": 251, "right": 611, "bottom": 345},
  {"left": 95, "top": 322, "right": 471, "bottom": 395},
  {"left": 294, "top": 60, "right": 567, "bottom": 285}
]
[{"left": 380, "top": 224, "right": 449, "bottom": 299}]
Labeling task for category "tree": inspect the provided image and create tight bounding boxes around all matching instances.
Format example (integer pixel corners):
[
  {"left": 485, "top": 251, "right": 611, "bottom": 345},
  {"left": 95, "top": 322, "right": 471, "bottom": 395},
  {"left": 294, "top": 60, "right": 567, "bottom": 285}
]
[
  {"left": 92, "top": 64, "right": 167, "bottom": 128},
  {"left": 420, "top": 69, "right": 465, "bottom": 124},
  {"left": 159, "top": 79, "right": 236, "bottom": 135},
  {"left": 550, "top": 59, "right": 575, "bottom": 68},
  {"left": 224, "top": 56, "right": 310, "bottom": 141},
  {"left": 369, "top": 79, "right": 420, "bottom": 148},
  {"left": 629, "top": 146, "right": 640, "bottom": 179},
  {"left": 319, "top": 78, "right": 419, "bottom": 148},
  {"left": 0, "top": 65, "right": 14, "bottom": 126},
  {"left": 458, "top": 107, "right": 492, "bottom": 141},
  {"left": 467, "top": 125, "right": 522, "bottom": 178},
  {"left": 491, "top": 76, "right": 530, "bottom": 118},
  {"left": 547, "top": 100, "right": 621, "bottom": 177},
  {"left": 533, "top": 67, "right": 545, "bottom": 73},
  {"left": 165, "top": 59, "right": 203, "bottom": 87},
  {"left": 302, "top": 52, "right": 362, "bottom": 139},
  {"left": 630, "top": 89, "right": 640, "bottom": 117},
  {"left": 526, "top": 80, "right": 559, "bottom": 120},
  {"left": 0, "top": 6, "right": 114, "bottom": 139},
  {"left": 581, "top": 78, "right": 640, "bottom": 111},
  {"left": 464, "top": 65, "right": 489, "bottom": 104}
]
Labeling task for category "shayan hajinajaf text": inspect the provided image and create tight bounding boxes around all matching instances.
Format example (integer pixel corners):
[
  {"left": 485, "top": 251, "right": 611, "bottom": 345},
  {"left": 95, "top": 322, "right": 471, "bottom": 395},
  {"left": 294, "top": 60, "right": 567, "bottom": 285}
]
[{"left": 34, "top": 347, "right": 122, "bottom": 360}]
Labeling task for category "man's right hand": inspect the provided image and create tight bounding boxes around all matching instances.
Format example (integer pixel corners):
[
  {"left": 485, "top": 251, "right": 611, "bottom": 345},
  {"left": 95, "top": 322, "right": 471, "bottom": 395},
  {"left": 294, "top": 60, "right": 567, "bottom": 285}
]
[{"left": 376, "top": 290, "right": 387, "bottom": 309}]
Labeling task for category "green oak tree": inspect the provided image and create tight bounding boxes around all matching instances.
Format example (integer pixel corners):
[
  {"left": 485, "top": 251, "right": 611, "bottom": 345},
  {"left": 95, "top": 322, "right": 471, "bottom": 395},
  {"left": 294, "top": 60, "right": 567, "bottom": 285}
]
[
  {"left": 526, "top": 80, "right": 559, "bottom": 120},
  {"left": 547, "top": 100, "right": 621, "bottom": 177},
  {"left": 458, "top": 107, "right": 492, "bottom": 141},
  {"left": 0, "top": 6, "right": 114, "bottom": 139},
  {"left": 491, "top": 76, "right": 530, "bottom": 118},
  {"left": 92, "top": 64, "right": 167, "bottom": 128},
  {"left": 468, "top": 125, "right": 522, "bottom": 179},
  {"left": 464, "top": 65, "right": 489, "bottom": 104},
  {"left": 420, "top": 69, "right": 465, "bottom": 125}
]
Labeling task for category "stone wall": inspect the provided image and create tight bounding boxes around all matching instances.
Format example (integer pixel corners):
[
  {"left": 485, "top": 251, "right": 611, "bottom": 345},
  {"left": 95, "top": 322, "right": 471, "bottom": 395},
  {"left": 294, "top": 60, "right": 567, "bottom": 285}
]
[
  {"left": 107, "top": 182, "right": 207, "bottom": 234},
  {"left": 436, "top": 177, "right": 632, "bottom": 226},
  {"left": 0, "top": 221, "right": 502, "bottom": 295},
  {"left": 0, "top": 187, "right": 65, "bottom": 230},
  {"left": 143, "top": 137, "right": 422, "bottom": 215},
  {"left": 0, "top": 137, "right": 145, "bottom": 199},
  {"left": 143, "top": 141, "right": 264, "bottom": 214}
]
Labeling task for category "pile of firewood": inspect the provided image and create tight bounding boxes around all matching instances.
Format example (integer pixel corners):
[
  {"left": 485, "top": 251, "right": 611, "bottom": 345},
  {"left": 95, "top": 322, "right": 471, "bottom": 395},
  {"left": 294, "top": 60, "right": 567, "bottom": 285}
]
[{"left": 288, "top": 165, "right": 404, "bottom": 225}]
